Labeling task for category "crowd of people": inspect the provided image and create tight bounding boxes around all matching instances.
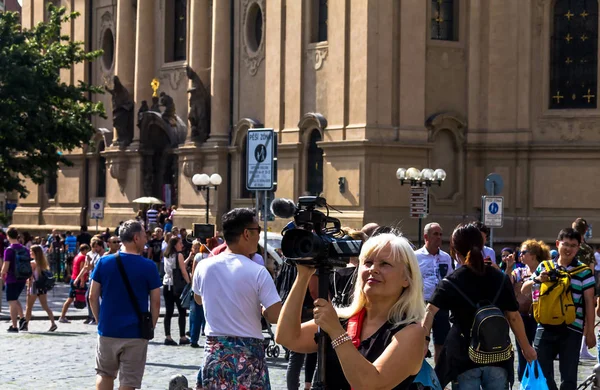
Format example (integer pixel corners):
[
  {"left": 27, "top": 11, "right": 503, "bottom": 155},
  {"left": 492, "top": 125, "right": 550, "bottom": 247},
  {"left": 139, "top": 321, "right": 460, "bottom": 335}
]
[{"left": 1, "top": 208, "right": 600, "bottom": 390}]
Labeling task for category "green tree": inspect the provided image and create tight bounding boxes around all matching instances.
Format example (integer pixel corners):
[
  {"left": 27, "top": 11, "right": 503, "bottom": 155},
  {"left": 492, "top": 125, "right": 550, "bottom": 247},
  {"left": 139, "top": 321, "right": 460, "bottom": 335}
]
[{"left": 0, "top": 5, "right": 106, "bottom": 198}]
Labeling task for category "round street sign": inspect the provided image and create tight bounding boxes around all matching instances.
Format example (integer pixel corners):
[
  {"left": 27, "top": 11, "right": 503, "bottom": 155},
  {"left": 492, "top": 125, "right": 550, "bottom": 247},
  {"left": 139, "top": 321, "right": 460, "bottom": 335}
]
[
  {"left": 488, "top": 202, "right": 499, "bottom": 214},
  {"left": 485, "top": 173, "right": 504, "bottom": 195}
]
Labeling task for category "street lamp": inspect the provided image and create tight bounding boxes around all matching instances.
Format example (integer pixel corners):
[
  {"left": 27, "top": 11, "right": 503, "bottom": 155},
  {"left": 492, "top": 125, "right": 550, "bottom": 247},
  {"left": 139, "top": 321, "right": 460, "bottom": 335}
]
[
  {"left": 192, "top": 173, "right": 222, "bottom": 224},
  {"left": 395, "top": 167, "right": 447, "bottom": 247}
]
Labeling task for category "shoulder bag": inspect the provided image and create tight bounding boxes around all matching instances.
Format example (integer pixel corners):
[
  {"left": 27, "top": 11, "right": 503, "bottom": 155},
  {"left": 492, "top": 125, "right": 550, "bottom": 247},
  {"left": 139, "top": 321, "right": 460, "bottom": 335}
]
[
  {"left": 172, "top": 253, "right": 188, "bottom": 297},
  {"left": 116, "top": 254, "right": 154, "bottom": 340}
]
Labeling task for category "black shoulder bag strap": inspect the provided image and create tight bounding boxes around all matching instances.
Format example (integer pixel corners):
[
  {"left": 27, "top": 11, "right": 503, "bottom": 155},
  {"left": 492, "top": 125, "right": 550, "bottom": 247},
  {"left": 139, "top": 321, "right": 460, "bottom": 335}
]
[
  {"left": 115, "top": 253, "right": 143, "bottom": 321},
  {"left": 443, "top": 278, "right": 477, "bottom": 308}
]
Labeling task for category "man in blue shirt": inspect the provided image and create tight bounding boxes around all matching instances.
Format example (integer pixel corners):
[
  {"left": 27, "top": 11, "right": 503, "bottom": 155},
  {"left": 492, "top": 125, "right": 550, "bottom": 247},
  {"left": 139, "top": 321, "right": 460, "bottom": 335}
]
[
  {"left": 64, "top": 231, "right": 77, "bottom": 255},
  {"left": 89, "top": 220, "right": 161, "bottom": 390}
]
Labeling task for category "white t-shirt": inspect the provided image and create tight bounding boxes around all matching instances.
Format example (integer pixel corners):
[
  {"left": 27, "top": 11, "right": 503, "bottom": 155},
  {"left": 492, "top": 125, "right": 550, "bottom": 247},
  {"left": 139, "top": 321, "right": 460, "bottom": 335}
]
[
  {"left": 414, "top": 246, "right": 453, "bottom": 301},
  {"left": 192, "top": 253, "right": 280, "bottom": 339},
  {"left": 594, "top": 252, "right": 600, "bottom": 271},
  {"left": 482, "top": 246, "right": 496, "bottom": 264}
]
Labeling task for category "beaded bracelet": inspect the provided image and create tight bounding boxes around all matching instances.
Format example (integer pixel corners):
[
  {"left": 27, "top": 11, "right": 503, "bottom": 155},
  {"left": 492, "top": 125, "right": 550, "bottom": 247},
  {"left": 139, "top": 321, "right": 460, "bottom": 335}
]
[{"left": 331, "top": 332, "right": 352, "bottom": 349}]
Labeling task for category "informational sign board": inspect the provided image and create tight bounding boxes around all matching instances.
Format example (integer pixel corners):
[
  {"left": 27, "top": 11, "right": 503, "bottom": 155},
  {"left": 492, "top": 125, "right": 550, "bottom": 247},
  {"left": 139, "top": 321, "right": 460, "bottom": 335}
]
[
  {"left": 483, "top": 196, "right": 504, "bottom": 228},
  {"left": 89, "top": 198, "right": 105, "bottom": 219},
  {"left": 410, "top": 186, "right": 429, "bottom": 219},
  {"left": 246, "top": 129, "right": 277, "bottom": 191}
]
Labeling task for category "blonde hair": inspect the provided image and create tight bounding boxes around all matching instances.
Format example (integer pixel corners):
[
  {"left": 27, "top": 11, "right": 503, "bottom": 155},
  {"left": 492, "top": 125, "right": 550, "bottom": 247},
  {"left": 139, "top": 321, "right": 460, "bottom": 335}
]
[
  {"left": 521, "top": 239, "right": 551, "bottom": 262},
  {"left": 30, "top": 245, "right": 50, "bottom": 271},
  {"left": 337, "top": 233, "right": 425, "bottom": 326}
]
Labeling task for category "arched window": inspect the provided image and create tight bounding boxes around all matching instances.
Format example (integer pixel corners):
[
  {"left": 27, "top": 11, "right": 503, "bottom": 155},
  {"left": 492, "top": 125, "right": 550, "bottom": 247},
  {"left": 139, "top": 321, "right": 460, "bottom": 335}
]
[
  {"left": 312, "top": 0, "right": 328, "bottom": 43},
  {"left": 240, "top": 135, "right": 252, "bottom": 198},
  {"left": 165, "top": 0, "right": 187, "bottom": 62},
  {"left": 306, "top": 129, "right": 323, "bottom": 196},
  {"left": 550, "top": 0, "right": 598, "bottom": 109},
  {"left": 97, "top": 141, "right": 106, "bottom": 198},
  {"left": 431, "top": 0, "right": 457, "bottom": 41}
]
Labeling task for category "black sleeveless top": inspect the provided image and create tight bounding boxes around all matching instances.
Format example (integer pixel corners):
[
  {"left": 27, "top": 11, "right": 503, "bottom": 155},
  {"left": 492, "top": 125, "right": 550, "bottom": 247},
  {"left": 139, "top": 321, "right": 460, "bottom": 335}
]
[{"left": 324, "top": 320, "right": 417, "bottom": 390}]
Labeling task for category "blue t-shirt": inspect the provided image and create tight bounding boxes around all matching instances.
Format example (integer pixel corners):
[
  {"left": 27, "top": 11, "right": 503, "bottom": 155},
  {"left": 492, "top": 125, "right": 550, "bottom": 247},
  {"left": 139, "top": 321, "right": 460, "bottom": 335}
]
[
  {"left": 91, "top": 251, "right": 162, "bottom": 338},
  {"left": 65, "top": 235, "right": 77, "bottom": 254},
  {"left": 164, "top": 222, "right": 173, "bottom": 233}
]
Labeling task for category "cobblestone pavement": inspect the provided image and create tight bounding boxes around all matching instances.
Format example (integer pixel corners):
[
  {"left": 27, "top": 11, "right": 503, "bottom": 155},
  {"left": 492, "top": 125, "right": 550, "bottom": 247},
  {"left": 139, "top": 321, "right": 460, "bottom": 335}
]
[{"left": 0, "top": 285, "right": 598, "bottom": 389}]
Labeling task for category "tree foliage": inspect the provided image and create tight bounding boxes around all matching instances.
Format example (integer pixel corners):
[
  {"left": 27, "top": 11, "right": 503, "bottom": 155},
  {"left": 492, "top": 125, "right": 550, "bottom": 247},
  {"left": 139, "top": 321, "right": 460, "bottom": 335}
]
[{"left": 0, "top": 5, "right": 106, "bottom": 198}]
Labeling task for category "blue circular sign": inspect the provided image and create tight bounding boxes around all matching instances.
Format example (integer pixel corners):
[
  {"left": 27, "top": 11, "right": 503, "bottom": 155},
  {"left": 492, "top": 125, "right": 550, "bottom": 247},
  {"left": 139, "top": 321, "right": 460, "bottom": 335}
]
[
  {"left": 94, "top": 203, "right": 100, "bottom": 210},
  {"left": 488, "top": 202, "right": 499, "bottom": 214}
]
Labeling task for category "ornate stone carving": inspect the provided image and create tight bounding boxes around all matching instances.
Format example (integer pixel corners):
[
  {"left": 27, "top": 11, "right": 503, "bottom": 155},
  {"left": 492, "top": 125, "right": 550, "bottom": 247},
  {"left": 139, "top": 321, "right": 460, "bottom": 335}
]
[
  {"left": 242, "top": 0, "right": 266, "bottom": 76},
  {"left": 159, "top": 66, "right": 187, "bottom": 90},
  {"left": 186, "top": 66, "right": 211, "bottom": 143},
  {"left": 308, "top": 44, "right": 328, "bottom": 70},
  {"left": 159, "top": 92, "right": 177, "bottom": 127},
  {"left": 182, "top": 161, "right": 195, "bottom": 178},
  {"left": 108, "top": 158, "right": 128, "bottom": 180},
  {"left": 105, "top": 75, "right": 134, "bottom": 149},
  {"left": 537, "top": 119, "right": 600, "bottom": 141},
  {"left": 98, "top": 11, "right": 115, "bottom": 74}
]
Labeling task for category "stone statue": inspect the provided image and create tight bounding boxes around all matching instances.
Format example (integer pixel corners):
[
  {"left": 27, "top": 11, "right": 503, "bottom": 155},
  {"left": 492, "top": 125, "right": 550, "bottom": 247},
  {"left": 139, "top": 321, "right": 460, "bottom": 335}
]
[
  {"left": 137, "top": 100, "right": 149, "bottom": 129},
  {"left": 186, "top": 66, "right": 211, "bottom": 143},
  {"left": 150, "top": 96, "right": 160, "bottom": 112},
  {"left": 159, "top": 92, "right": 177, "bottom": 127},
  {"left": 105, "top": 75, "right": 134, "bottom": 149}
]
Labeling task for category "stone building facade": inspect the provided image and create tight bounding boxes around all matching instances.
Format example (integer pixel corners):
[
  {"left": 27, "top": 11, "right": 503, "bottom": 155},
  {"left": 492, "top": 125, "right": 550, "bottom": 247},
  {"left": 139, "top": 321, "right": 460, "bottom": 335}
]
[{"left": 12, "top": 0, "right": 600, "bottom": 245}]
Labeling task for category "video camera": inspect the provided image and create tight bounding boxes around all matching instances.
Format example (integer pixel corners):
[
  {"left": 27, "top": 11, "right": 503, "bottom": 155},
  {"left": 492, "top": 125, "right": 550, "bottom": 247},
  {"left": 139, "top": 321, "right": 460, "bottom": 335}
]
[{"left": 271, "top": 196, "right": 363, "bottom": 268}]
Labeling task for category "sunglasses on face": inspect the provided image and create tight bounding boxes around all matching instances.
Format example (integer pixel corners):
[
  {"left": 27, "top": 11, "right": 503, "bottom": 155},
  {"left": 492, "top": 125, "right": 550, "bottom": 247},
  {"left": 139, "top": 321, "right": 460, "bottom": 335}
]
[
  {"left": 520, "top": 250, "right": 529, "bottom": 255},
  {"left": 246, "top": 227, "right": 262, "bottom": 234}
]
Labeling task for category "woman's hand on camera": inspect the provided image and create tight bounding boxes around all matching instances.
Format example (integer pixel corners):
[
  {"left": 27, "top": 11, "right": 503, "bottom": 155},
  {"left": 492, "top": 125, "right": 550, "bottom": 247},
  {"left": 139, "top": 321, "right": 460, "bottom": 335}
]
[
  {"left": 313, "top": 298, "right": 344, "bottom": 339},
  {"left": 296, "top": 264, "right": 317, "bottom": 278}
]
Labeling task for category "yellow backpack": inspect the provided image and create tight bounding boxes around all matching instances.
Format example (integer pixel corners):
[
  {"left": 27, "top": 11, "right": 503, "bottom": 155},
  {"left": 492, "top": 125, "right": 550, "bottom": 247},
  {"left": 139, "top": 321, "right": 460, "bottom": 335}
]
[{"left": 532, "top": 261, "right": 588, "bottom": 325}]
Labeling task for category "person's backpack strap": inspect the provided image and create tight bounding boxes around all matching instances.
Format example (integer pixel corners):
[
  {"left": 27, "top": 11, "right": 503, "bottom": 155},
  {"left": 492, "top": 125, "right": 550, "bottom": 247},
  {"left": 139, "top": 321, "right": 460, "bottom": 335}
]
[
  {"left": 492, "top": 274, "right": 507, "bottom": 305},
  {"left": 568, "top": 265, "right": 589, "bottom": 275},
  {"left": 115, "top": 254, "right": 143, "bottom": 322},
  {"left": 443, "top": 278, "right": 477, "bottom": 308}
]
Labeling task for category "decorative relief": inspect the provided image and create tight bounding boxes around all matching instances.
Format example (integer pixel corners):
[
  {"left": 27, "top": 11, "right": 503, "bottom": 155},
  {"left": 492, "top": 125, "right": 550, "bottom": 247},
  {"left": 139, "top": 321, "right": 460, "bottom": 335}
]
[
  {"left": 426, "top": 47, "right": 465, "bottom": 70},
  {"left": 159, "top": 65, "right": 187, "bottom": 90},
  {"left": 308, "top": 44, "right": 328, "bottom": 70},
  {"left": 537, "top": 119, "right": 600, "bottom": 141},
  {"left": 242, "top": 0, "right": 266, "bottom": 76},
  {"left": 98, "top": 11, "right": 115, "bottom": 74},
  {"left": 182, "top": 161, "right": 195, "bottom": 178},
  {"left": 108, "top": 158, "right": 128, "bottom": 180}
]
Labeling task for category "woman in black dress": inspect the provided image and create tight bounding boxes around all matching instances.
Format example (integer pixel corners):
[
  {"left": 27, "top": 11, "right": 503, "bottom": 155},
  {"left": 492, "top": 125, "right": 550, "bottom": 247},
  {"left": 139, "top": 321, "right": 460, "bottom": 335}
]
[{"left": 276, "top": 233, "right": 425, "bottom": 390}]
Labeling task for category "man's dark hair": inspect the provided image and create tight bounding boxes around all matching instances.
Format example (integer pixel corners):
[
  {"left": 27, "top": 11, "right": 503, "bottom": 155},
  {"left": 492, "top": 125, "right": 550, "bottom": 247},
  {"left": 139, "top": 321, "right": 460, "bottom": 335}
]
[
  {"left": 473, "top": 221, "right": 490, "bottom": 237},
  {"left": 572, "top": 218, "right": 588, "bottom": 237},
  {"left": 80, "top": 225, "right": 88, "bottom": 232},
  {"left": 557, "top": 228, "right": 582, "bottom": 245},
  {"left": 222, "top": 208, "right": 257, "bottom": 244},
  {"left": 6, "top": 227, "right": 18, "bottom": 240},
  {"left": 66, "top": 231, "right": 72, "bottom": 236}
]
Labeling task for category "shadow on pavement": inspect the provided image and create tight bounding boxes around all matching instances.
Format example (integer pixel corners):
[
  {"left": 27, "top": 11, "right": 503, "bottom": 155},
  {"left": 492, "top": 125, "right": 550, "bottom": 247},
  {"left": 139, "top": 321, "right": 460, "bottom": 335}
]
[
  {"left": 146, "top": 362, "right": 200, "bottom": 370},
  {"left": 26, "top": 331, "right": 89, "bottom": 336}
]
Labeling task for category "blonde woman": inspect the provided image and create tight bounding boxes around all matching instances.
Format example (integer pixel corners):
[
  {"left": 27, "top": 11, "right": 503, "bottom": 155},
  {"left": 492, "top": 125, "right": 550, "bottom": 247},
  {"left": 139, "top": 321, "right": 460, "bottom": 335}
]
[
  {"left": 276, "top": 233, "right": 425, "bottom": 390},
  {"left": 23, "top": 245, "right": 57, "bottom": 332}
]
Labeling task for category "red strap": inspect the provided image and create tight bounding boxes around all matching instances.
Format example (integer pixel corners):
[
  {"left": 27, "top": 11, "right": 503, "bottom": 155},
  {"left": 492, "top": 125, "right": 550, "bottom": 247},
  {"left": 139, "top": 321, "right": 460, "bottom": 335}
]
[{"left": 346, "top": 308, "right": 366, "bottom": 348}]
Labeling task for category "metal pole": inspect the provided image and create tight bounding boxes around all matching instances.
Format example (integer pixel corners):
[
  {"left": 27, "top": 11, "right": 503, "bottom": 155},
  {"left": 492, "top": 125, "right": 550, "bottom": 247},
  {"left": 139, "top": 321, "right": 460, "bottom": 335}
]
[
  {"left": 206, "top": 187, "right": 210, "bottom": 224},
  {"left": 418, "top": 217, "right": 422, "bottom": 248},
  {"left": 490, "top": 181, "right": 495, "bottom": 248},
  {"left": 263, "top": 190, "right": 268, "bottom": 259},
  {"left": 95, "top": 217, "right": 98, "bottom": 234}
]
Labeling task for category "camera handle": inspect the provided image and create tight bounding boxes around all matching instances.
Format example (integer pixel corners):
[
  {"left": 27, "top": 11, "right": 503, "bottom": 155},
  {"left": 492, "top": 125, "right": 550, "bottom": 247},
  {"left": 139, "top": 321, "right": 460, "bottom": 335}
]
[{"left": 312, "top": 265, "right": 331, "bottom": 390}]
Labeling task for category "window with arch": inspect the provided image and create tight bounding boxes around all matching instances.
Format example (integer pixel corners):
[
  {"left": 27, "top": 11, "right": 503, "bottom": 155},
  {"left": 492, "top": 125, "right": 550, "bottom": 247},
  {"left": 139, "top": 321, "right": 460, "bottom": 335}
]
[
  {"left": 312, "top": 0, "right": 328, "bottom": 43},
  {"left": 97, "top": 141, "right": 106, "bottom": 198},
  {"left": 165, "top": 0, "right": 187, "bottom": 62},
  {"left": 306, "top": 129, "right": 323, "bottom": 196},
  {"left": 431, "top": 0, "right": 457, "bottom": 41},
  {"left": 240, "top": 135, "right": 252, "bottom": 199},
  {"left": 550, "top": 0, "right": 598, "bottom": 109}
]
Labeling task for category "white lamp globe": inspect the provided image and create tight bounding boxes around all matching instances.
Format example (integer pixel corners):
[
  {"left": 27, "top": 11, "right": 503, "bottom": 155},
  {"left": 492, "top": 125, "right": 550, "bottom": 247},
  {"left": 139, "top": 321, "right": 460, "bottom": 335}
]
[
  {"left": 396, "top": 168, "right": 407, "bottom": 180},
  {"left": 209, "top": 173, "right": 223, "bottom": 186},
  {"left": 192, "top": 173, "right": 210, "bottom": 186},
  {"left": 420, "top": 168, "right": 434, "bottom": 181},
  {"left": 406, "top": 167, "right": 421, "bottom": 180},
  {"left": 433, "top": 169, "right": 447, "bottom": 181}
]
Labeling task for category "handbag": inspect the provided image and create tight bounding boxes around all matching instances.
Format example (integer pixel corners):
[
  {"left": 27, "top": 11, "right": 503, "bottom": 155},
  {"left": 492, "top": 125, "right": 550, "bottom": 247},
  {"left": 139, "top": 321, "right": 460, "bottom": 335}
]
[
  {"left": 520, "top": 361, "right": 548, "bottom": 390},
  {"left": 116, "top": 254, "right": 154, "bottom": 340},
  {"left": 180, "top": 284, "right": 192, "bottom": 310},
  {"left": 171, "top": 253, "right": 188, "bottom": 297}
]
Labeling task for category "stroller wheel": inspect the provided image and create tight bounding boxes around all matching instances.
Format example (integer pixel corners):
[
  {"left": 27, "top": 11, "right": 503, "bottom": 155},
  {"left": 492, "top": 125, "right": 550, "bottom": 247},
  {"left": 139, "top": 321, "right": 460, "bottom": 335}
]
[
  {"left": 272, "top": 345, "right": 280, "bottom": 358},
  {"left": 266, "top": 346, "right": 273, "bottom": 357}
]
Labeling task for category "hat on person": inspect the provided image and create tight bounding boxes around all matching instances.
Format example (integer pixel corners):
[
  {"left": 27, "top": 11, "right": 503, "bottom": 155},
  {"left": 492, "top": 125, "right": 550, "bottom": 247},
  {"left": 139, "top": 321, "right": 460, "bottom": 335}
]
[
  {"left": 501, "top": 247, "right": 514, "bottom": 254},
  {"left": 550, "top": 249, "right": 558, "bottom": 259}
]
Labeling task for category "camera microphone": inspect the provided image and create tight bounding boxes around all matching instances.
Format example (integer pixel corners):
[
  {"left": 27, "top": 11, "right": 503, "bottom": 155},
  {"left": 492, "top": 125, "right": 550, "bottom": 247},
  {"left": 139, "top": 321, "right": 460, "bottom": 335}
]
[{"left": 270, "top": 198, "right": 297, "bottom": 219}]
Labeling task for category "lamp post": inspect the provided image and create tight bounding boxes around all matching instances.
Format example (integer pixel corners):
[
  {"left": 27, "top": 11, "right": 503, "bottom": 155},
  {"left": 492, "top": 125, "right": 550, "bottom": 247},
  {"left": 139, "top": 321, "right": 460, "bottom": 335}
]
[
  {"left": 396, "top": 167, "right": 447, "bottom": 248},
  {"left": 192, "top": 173, "right": 222, "bottom": 224}
]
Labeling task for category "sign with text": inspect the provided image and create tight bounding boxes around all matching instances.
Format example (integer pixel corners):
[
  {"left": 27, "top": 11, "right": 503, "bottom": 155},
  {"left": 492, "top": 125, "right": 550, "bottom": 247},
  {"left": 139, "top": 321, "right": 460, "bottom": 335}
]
[
  {"left": 246, "top": 129, "right": 277, "bottom": 190},
  {"left": 89, "top": 198, "right": 105, "bottom": 219},
  {"left": 410, "top": 186, "right": 429, "bottom": 219},
  {"left": 483, "top": 196, "right": 504, "bottom": 228}
]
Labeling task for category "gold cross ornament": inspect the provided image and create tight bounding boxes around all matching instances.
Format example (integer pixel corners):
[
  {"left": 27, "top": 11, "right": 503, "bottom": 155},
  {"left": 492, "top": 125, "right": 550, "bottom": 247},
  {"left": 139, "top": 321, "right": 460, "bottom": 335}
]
[
  {"left": 581, "top": 34, "right": 589, "bottom": 42},
  {"left": 581, "top": 10, "right": 589, "bottom": 18},
  {"left": 565, "top": 33, "right": 573, "bottom": 43},
  {"left": 565, "top": 10, "right": 574, "bottom": 20},
  {"left": 566, "top": 57, "right": 573, "bottom": 64},
  {"left": 553, "top": 91, "right": 564, "bottom": 103},
  {"left": 583, "top": 88, "right": 595, "bottom": 103},
  {"left": 151, "top": 78, "right": 160, "bottom": 97}
]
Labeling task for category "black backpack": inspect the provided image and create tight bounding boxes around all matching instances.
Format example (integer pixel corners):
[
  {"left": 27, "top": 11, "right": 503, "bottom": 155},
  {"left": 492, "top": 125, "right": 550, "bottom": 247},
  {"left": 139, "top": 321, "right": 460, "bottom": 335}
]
[
  {"left": 12, "top": 245, "right": 33, "bottom": 281},
  {"left": 445, "top": 276, "right": 513, "bottom": 365},
  {"left": 35, "top": 269, "right": 56, "bottom": 291}
]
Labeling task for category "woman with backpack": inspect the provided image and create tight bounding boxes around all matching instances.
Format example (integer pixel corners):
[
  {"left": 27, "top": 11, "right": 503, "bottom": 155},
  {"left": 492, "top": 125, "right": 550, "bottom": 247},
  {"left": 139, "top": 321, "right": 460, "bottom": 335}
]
[
  {"left": 509, "top": 239, "right": 550, "bottom": 381},
  {"left": 422, "top": 222, "right": 537, "bottom": 389},
  {"left": 163, "top": 236, "right": 191, "bottom": 346},
  {"left": 22, "top": 245, "right": 57, "bottom": 332}
]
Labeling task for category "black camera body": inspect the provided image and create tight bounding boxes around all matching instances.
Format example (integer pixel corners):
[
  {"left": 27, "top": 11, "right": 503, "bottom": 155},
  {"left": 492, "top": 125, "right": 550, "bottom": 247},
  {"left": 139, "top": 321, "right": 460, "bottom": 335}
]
[{"left": 280, "top": 196, "right": 362, "bottom": 268}]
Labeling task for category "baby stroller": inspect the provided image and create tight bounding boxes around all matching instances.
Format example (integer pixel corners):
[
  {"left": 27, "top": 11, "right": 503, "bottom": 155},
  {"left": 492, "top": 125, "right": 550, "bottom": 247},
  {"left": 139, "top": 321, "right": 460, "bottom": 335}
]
[{"left": 261, "top": 316, "right": 281, "bottom": 358}]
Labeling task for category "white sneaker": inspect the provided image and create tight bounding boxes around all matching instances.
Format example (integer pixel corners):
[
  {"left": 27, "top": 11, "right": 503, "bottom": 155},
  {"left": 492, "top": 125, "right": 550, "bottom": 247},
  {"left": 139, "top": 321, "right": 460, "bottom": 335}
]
[
  {"left": 580, "top": 350, "right": 596, "bottom": 360},
  {"left": 58, "top": 317, "right": 70, "bottom": 324}
]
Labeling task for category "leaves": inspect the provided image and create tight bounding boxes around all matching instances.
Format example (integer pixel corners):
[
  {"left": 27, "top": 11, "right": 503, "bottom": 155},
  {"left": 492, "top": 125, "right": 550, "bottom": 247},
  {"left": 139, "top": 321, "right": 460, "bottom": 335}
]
[{"left": 0, "top": 4, "right": 106, "bottom": 198}]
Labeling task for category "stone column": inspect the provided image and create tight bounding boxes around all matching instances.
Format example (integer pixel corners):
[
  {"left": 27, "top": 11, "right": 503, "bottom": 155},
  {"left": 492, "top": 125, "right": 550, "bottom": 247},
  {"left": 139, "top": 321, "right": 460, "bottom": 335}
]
[
  {"left": 209, "top": 0, "right": 231, "bottom": 144},
  {"left": 186, "top": 0, "right": 211, "bottom": 143},
  {"left": 113, "top": 0, "right": 136, "bottom": 145},
  {"left": 132, "top": 0, "right": 156, "bottom": 148}
]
